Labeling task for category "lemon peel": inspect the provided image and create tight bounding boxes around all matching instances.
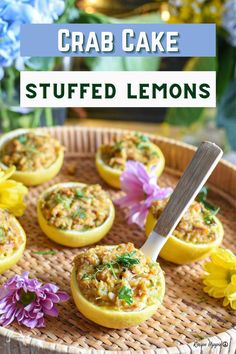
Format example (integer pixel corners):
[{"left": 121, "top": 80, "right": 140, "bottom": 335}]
[
  {"left": 0, "top": 213, "right": 26, "bottom": 274},
  {"left": 145, "top": 209, "right": 224, "bottom": 264},
  {"left": 37, "top": 182, "right": 115, "bottom": 247},
  {"left": 70, "top": 263, "right": 165, "bottom": 328},
  {"left": 95, "top": 142, "right": 165, "bottom": 189},
  {"left": 0, "top": 129, "right": 64, "bottom": 186}
]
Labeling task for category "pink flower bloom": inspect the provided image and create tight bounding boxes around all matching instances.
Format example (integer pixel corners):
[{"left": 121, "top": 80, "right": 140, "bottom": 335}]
[
  {"left": 115, "top": 161, "right": 172, "bottom": 228},
  {"left": 0, "top": 272, "right": 69, "bottom": 328}
]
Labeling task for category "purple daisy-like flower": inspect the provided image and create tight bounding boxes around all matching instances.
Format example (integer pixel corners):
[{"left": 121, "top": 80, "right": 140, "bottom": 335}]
[
  {"left": 0, "top": 272, "right": 69, "bottom": 328},
  {"left": 115, "top": 161, "right": 172, "bottom": 228}
]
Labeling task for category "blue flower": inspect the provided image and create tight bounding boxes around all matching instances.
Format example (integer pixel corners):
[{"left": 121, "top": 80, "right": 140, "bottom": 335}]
[
  {"left": 223, "top": 0, "right": 236, "bottom": 47},
  {"left": 0, "top": 0, "right": 65, "bottom": 79}
]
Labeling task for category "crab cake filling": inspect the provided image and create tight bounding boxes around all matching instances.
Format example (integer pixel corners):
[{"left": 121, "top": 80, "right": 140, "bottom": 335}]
[
  {"left": 100, "top": 133, "right": 160, "bottom": 171},
  {"left": 74, "top": 243, "right": 163, "bottom": 311},
  {"left": 151, "top": 200, "right": 219, "bottom": 244},
  {"left": 41, "top": 184, "right": 110, "bottom": 231},
  {"left": 1, "top": 133, "right": 63, "bottom": 172},
  {"left": 0, "top": 209, "right": 24, "bottom": 259}
]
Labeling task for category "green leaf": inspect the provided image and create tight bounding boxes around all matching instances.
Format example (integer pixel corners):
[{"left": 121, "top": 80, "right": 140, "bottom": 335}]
[
  {"left": 75, "top": 190, "right": 85, "bottom": 199},
  {"left": 196, "top": 187, "right": 220, "bottom": 215},
  {"left": 216, "top": 35, "right": 236, "bottom": 100},
  {"left": 18, "top": 135, "right": 27, "bottom": 144},
  {"left": 166, "top": 107, "right": 205, "bottom": 127},
  {"left": 196, "top": 186, "right": 208, "bottom": 203},
  {"left": 73, "top": 208, "right": 86, "bottom": 219},
  {"left": 217, "top": 80, "right": 236, "bottom": 150},
  {"left": 86, "top": 56, "right": 160, "bottom": 72},
  {"left": 33, "top": 250, "right": 57, "bottom": 255},
  {"left": 118, "top": 286, "right": 133, "bottom": 305},
  {"left": 54, "top": 194, "right": 72, "bottom": 209},
  {"left": 184, "top": 57, "right": 216, "bottom": 72},
  {"left": 75, "top": 10, "right": 110, "bottom": 24},
  {"left": 116, "top": 251, "right": 140, "bottom": 267},
  {"left": 135, "top": 132, "right": 150, "bottom": 143},
  {"left": 166, "top": 57, "right": 215, "bottom": 127},
  {"left": 25, "top": 58, "right": 55, "bottom": 71}
]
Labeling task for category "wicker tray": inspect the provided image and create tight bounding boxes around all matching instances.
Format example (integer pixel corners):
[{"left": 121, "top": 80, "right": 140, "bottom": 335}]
[{"left": 0, "top": 126, "right": 235, "bottom": 354}]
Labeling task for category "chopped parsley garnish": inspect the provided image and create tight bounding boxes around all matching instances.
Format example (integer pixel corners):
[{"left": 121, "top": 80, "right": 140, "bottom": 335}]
[
  {"left": 118, "top": 286, "right": 133, "bottom": 305},
  {"left": 83, "top": 251, "right": 140, "bottom": 280},
  {"left": 105, "top": 262, "right": 117, "bottom": 278},
  {"left": 136, "top": 142, "right": 149, "bottom": 150},
  {"left": 197, "top": 186, "right": 220, "bottom": 217},
  {"left": 73, "top": 208, "right": 86, "bottom": 219},
  {"left": 75, "top": 190, "right": 85, "bottom": 199},
  {"left": 81, "top": 273, "right": 90, "bottom": 280},
  {"left": 54, "top": 194, "right": 72, "bottom": 209},
  {"left": 18, "top": 135, "right": 27, "bottom": 144},
  {"left": 116, "top": 251, "right": 140, "bottom": 267},
  {"left": 112, "top": 141, "right": 123, "bottom": 152},
  {"left": 0, "top": 228, "right": 6, "bottom": 244},
  {"left": 203, "top": 210, "right": 217, "bottom": 225},
  {"left": 135, "top": 132, "right": 150, "bottom": 143},
  {"left": 203, "top": 215, "right": 214, "bottom": 225},
  {"left": 89, "top": 261, "right": 117, "bottom": 280},
  {"left": 25, "top": 144, "right": 39, "bottom": 154}
]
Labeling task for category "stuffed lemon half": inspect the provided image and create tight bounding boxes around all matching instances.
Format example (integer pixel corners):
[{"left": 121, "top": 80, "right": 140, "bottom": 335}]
[
  {"left": 71, "top": 242, "right": 165, "bottom": 328},
  {"left": 0, "top": 128, "right": 64, "bottom": 186},
  {"left": 145, "top": 199, "right": 224, "bottom": 264},
  {"left": 37, "top": 182, "right": 115, "bottom": 247},
  {"left": 0, "top": 209, "right": 26, "bottom": 274},
  {"left": 96, "top": 133, "right": 165, "bottom": 189}
]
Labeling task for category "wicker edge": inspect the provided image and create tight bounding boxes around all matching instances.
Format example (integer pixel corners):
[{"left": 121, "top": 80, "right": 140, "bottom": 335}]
[
  {"left": 0, "top": 327, "right": 235, "bottom": 354},
  {"left": 0, "top": 126, "right": 235, "bottom": 354}
]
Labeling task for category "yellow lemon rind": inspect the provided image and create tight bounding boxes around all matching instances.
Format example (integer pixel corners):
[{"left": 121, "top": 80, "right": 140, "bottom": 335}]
[
  {"left": 95, "top": 142, "right": 165, "bottom": 189},
  {"left": 37, "top": 182, "right": 115, "bottom": 248},
  {"left": 0, "top": 216, "right": 26, "bottom": 274},
  {"left": 0, "top": 128, "right": 64, "bottom": 186},
  {"left": 70, "top": 265, "right": 165, "bottom": 329},
  {"left": 145, "top": 210, "right": 224, "bottom": 264}
]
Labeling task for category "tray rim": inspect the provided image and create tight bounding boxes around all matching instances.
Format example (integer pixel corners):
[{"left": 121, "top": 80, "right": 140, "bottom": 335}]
[{"left": 0, "top": 125, "right": 235, "bottom": 354}]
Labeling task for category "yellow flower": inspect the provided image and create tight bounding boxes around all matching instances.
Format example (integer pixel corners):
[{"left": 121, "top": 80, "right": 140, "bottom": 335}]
[
  {"left": 203, "top": 248, "right": 236, "bottom": 309},
  {"left": 0, "top": 167, "right": 28, "bottom": 217}
]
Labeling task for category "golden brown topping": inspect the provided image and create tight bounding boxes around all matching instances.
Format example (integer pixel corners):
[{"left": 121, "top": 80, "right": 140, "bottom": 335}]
[
  {"left": 151, "top": 199, "right": 218, "bottom": 244},
  {"left": 100, "top": 133, "right": 160, "bottom": 171},
  {"left": 41, "top": 184, "right": 110, "bottom": 231},
  {"left": 1, "top": 133, "right": 63, "bottom": 172},
  {"left": 74, "top": 243, "right": 163, "bottom": 311}
]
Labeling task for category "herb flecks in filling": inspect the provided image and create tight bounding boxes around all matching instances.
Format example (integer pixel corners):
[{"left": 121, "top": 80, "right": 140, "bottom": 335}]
[
  {"left": 1, "top": 133, "right": 63, "bottom": 172},
  {"left": 74, "top": 243, "right": 163, "bottom": 311},
  {"left": 100, "top": 133, "right": 160, "bottom": 171},
  {"left": 151, "top": 199, "right": 219, "bottom": 244},
  {"left": 0, "top": 209, "right": 24, "bottom": 259},
  {"left": 41, "top": 184, "right": 110, "bottom": 231}
]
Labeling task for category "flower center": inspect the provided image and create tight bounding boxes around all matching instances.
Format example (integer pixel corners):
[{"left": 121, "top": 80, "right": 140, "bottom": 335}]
[{"left": 20, "top": 290, "right": 36, "bottom": 306}]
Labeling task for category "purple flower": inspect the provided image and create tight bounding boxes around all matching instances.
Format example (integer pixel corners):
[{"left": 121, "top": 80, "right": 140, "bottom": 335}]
[
  {"left": 0, "top": 272, "right": 69, "bottom": 328},
  {"left": 115, "top": 161, "right": 172, "bottom": 228}
]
